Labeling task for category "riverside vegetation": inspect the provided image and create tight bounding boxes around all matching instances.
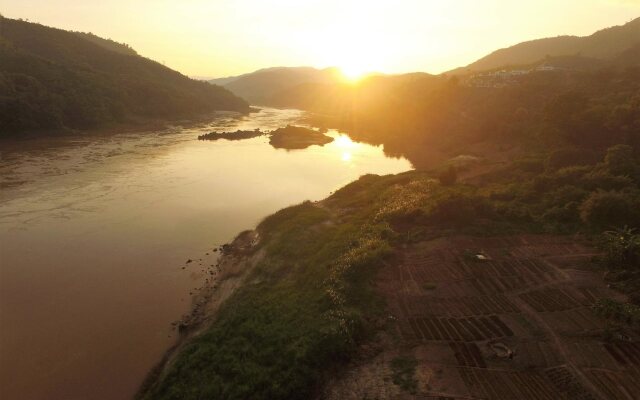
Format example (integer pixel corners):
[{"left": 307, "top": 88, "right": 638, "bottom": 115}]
[
  {"left": 142, "top": 18, "right": 640, "bottom": 400},
  {"left": 4, "top": 13, "right": 640, "bottom": 400},
  {"left": 0, "top": 17, "right": 249, "bottom": 135},
  {"left": 142, "top": 139, "right": 640, "bottom": 398}
]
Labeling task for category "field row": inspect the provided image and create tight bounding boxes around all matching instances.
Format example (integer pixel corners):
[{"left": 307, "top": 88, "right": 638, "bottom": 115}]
[
  {"left": 401, "top": 315, "right": 514, "bottom": 342},
  {"left": 588, "top": 368, "right": 640, "bottom": 400},
  {"left": 442, "top": 235, "right": 579, "bottom": 249},
  {"left": 540, "top": 308, "right": 604, "bottom": 335},
  {"left": 569, "top": 342, "right": 621, "bottom": 370},
  {"left": 457, "top": 367, "right": 559, "bottom": 400},
  {"left": 516, "top": 341, "right": 564, "bottom": 368},
  {"left": 543, "top": 366, "right": 596, "bottom": 400},
  {"left": 519, "top": 287, "right": 601, "bottom": 312},
  {"left": 401, "top": 257, "right": 562, "bottom": 290},
  {"left": 501, "top": 243, "right": 594, "bottom": 259},
  {"left": 437, "top": 275, "right": 551, "bottom": 297},
  {"left": 603, "top": 342, "right": 640, "bottom": 367},
  {"left": 395, "top": 294, "right": 518, "bottom": 317},
  {"left": 449, "top": 342, "right": 487, "bottom": 368}
]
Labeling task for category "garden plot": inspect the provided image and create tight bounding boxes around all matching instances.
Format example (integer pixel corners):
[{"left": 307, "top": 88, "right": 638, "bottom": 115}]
[{"left": 323, "top": 234, "right": 637, "bottom": 399}]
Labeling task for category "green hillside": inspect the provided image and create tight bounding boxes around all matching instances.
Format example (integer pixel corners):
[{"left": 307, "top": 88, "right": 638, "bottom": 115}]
[
  {"left": 0, "top": 17, "right": 250, "bottom": 135},
  {"left": 451, "top": 17, "right": 640, "bottom": 74}
]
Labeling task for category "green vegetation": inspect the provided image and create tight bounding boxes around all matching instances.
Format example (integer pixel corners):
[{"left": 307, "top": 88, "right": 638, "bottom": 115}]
[
  {"left": 143, "top": 197, "right": 394, "bottom": 399},
  {"left": 593, "top": 298, "right": 640, "bottom": 329},
  {"left": 390, "top": 356, "right": 419, "bottom": 394},
  {"left": 269, "top": 125, "right": 333, "bottom": 149},
  {"left": 597, "top": 228, "right": 640, "bottom": 304},
  {"left": 448, "top": 17, "right": 640, "bottom": 74},
  {"left": 438, "top": 165, "right": 458, "bottom": 186},
  {"left": 145, "top": 148, "right": 640, "bottom": 398},
  {"left": 600, "top": 228, "right": 640, "bottom": 270},
  {"left": 422, "top": 282, "right": 438, "bottom": 291},
  {"left": 0, "top": 17, "right": 249, "bottom": 135},
  {"left": 143, "top": 17, "right": 640, "bottom": 399}
]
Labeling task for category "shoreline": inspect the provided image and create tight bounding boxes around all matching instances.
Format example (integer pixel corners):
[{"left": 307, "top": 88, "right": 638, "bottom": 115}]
[
  {"left": 0, "top": 108, "right": 259, "bottom": 144},
  {"left": 136, "top": 230, "right": 263, "bottom": 398}
]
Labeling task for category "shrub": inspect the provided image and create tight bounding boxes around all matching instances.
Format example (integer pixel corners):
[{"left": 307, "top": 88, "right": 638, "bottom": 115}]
[
  {"left": 390, "top": 356, "right": 418, "bottom": 394},
  {"left": 600, "top": 227, "right": 640, "bottom": 270},
  {"left": 542, "top": 185, "right": 588, "bottom": 208},
  {"left": 605, "top": 144, "right": 637, "bottom": 177},
  {"left": 579, "top": 191, "right": 639, "bottom": 229},
  {"left": 513, "top": 158, "right": 545, "bottom": 174},
  {"left": 542, "top": 202, "right": 580, "bottom": 225},
  {"left": 427, "top": 193, "right": 493, "bottom": 226},
  {"left": 592, "top": 298, "right": 640, "bottom": 328},
  {"left": 545, "top": 148, "right": 599, "bottom": 171},
  {"left": 438, "top": 166, "right": 457, "bottom": 186},
  {"left": 580, "top": 169, "right": 634, "bottom": 191}
]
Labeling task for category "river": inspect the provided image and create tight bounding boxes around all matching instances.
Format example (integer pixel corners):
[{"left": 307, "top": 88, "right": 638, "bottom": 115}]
[{"left": 0, "top": 108, "right": 412, "bottom": 399}]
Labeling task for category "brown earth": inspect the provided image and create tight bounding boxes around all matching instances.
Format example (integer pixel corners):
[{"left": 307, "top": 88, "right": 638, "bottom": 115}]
[{"left": 321, "top": 235, "right": 640, "bottom": 400}]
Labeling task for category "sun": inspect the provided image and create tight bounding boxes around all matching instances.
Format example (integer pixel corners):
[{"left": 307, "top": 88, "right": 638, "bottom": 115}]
[{"left": 340, "top": 64, "right": 367, "bottom": 83}]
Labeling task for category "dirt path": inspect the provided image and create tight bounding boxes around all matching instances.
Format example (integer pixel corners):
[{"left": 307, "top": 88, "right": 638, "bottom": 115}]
[{"left": 321, "top": 235, "right": 639, "bottom": 400}]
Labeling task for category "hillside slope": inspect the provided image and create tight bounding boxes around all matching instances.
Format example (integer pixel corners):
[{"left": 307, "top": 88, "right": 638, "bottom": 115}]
[
  {"left": 210, "top": 66, "right": 342, "bottom": 105},
  {"left": 451, "top": 17, "right": 640, "bottom": 74},
  {"left": 0, "top": 17, "right": 249, "bottom": 135}
]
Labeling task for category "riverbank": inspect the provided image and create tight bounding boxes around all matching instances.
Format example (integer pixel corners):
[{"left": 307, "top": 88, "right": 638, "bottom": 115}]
[
  {"left": 138, "top": 143, "right": 640, "bottom": 399},
  {"left": 0, "top": 108, "right": 258, "bottom": 142},
  {"left": 138, "top": 230, "right": 264, "bottom": 397},
  {"left": 0, "top": 107, "right": 412, "bottom": 400}
]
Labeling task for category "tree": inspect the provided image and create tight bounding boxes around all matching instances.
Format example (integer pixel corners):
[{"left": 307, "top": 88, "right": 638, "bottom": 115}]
[
  {"left": 600, "top": 227, "right": 640, "bottom": 270},
  {"left": 438, "top": 166, "right": 457, "bottom": 186},
  {"left": 579, "top": 190, "right": 639, "bottom": 229},
  {"left": 605, "top": 144, "right": 637, "bottom": 177}
]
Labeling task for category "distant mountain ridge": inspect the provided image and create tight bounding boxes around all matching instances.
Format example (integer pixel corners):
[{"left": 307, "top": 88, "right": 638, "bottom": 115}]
[
  {"left": 0, "top": 17, "right": 249, "bottom": 135},
  {"left": 209, "top": 66, "right": 342, "bottom": 105},
  {"left": 450, "top": 17, "right": 640, "bottom": 74}
]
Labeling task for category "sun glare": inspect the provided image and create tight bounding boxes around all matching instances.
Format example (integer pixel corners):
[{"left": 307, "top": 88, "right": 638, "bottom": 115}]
[
  {"left": 334, "top": 134, "right": 356, "bottom": 148},
  {"left": 340, "top": 65, "right": 367, "bottom": 83}
]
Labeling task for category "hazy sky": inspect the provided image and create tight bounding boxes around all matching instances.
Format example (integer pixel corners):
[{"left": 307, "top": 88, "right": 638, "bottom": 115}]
[{"left": 3, "top": 0, "right": 639, "bottom": 77}]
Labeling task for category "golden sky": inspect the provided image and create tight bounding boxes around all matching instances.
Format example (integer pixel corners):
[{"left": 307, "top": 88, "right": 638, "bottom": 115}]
[{"left": 3, "top": 0, "right": 639, "bottom": 78}]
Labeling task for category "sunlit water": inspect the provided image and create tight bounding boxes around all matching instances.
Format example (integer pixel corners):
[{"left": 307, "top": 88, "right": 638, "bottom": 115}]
[{"left": 0, "top": 108, "right": 412, "bottom": 400}]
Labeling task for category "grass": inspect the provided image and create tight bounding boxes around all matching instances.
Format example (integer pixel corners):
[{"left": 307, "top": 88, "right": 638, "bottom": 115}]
[
  {"left": 143, "top": 191, "right": 396, "bottom": 400},
  {"left": 423, "top": 282, "right": 438, "bottom": 290},
  {"left": 143, "top": 146, "right": 640, "bottom": 398},
  {"left": 142, "top": 172, "right": 560, "bottom": 399},
  {"left": 390, "top": 356, "right": 419, "bottom": 394}
]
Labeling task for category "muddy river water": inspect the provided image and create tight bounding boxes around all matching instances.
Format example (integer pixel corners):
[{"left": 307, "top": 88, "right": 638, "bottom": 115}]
[{"left": 0, "top": 108, "right": 411, "bottom": 399}]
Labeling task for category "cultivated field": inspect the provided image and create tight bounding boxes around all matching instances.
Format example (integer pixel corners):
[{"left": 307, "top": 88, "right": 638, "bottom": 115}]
[{"left": 322, "top": 235, "right": 638, "bottom": 400}]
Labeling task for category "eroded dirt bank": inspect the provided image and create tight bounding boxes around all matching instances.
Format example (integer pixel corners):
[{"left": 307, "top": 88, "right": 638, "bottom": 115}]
[{"left": 138, "top": 230, "right": 263, "bottom": 397}]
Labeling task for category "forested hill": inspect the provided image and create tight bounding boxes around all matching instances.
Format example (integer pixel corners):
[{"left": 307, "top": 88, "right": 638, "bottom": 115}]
[
  {"left": 0, "top": 17, "right": 250, "bottom": 136},
  {"left": 209, "top": 66, "right": 342, "bottom": 105},
  {"left": 450, "top": 17, "right": 640, "bottom": 74}
]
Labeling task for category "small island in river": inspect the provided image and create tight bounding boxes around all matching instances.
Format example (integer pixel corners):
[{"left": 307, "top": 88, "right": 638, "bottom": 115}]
[
  {"left": 198, "top": 125, "right": 333, "bottom": 150},
  {"left": 197, "top": 128, "right": 266, "bottom": 141},
  {"left": 269, "top": 125, "right": 334, "bottom": 149}
]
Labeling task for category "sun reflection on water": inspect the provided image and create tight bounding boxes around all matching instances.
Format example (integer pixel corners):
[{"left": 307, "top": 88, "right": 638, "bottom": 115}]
[{"left": 332, "top": 134, "right": 360, "bottom": 163}]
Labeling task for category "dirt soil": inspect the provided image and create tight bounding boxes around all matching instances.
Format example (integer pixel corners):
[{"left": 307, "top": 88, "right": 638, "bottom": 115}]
[{"left": 321, "top": 234, "right": 640, "bottom": 400}]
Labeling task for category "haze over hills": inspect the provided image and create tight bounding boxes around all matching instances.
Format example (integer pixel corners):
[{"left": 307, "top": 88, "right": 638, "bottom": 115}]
[
  {"left": 206, "top": 17, "right": 639, "bottom": 113},
  {"left": 450, "top": 16, "right": 640, "bottom": 74},
  {"left": 209, "top": 66, "right": 344, "bottom": 105},
  {"left": 0, "top": 17, "right": 249, "bottom": 135},
  {"left": 2, "top": 5, "right": 640, "bottom": 400}
]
